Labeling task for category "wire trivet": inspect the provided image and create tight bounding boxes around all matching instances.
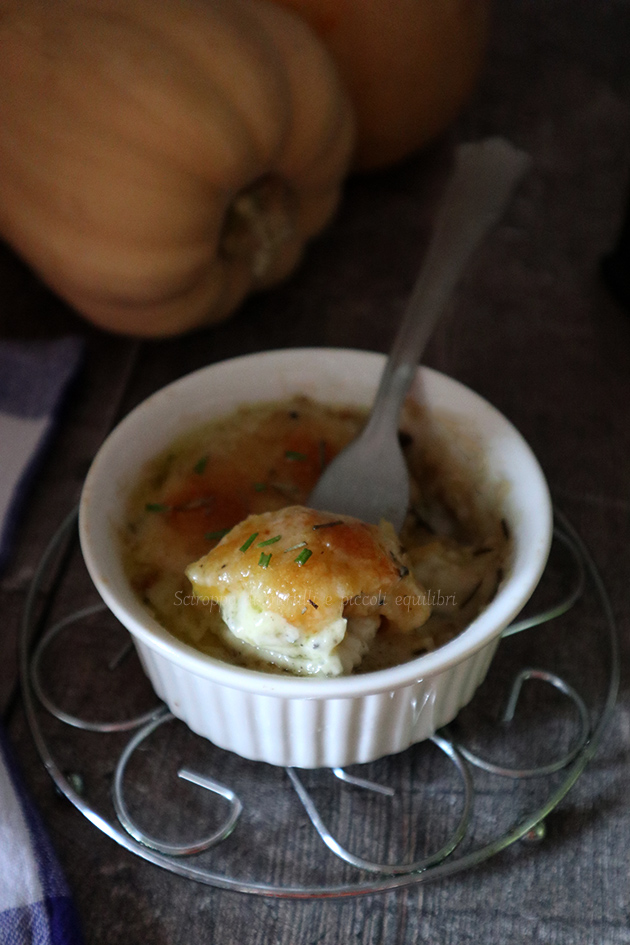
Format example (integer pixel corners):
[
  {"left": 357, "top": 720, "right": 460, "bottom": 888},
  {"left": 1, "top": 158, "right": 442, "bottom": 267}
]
[{"left": 19, "top": 507, "right": 619, "bottom": 898}]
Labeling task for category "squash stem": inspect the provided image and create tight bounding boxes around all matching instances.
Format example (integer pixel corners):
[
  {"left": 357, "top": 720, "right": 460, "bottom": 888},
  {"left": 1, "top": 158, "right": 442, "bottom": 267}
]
[{"left": 219, "top": 175, "right": 294, "bottom": 280}]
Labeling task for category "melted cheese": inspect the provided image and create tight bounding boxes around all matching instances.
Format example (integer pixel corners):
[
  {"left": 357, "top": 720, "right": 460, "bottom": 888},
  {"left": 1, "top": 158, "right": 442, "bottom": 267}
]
[{"left": 186, "top": 506, "right": 431, "bottom": 676}]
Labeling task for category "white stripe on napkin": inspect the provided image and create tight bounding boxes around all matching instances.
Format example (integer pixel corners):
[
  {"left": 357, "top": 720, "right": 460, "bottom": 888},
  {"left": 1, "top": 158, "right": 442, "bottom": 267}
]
[
  {"left": 0, "top": 413, "right": 49, "bottom": 549},
  {"left": 0, "top": 751, "right": 44, "bottom": 911}
]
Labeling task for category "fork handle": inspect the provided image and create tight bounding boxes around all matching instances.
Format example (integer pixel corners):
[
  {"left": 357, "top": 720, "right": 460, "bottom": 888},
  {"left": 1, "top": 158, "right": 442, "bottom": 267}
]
[{"left": 365, "top": 137, "right": 531, "bottom": 437}]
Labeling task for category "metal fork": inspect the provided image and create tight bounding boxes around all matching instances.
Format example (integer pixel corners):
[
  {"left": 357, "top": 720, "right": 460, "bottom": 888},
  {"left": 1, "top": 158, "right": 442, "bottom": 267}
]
[{"left": 308, "top": 137, "right": 531, "bottom": 532}]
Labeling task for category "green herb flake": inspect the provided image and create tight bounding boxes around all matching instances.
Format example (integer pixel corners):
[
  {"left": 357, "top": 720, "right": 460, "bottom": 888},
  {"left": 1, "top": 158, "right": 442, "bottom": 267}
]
[
  {"left": 205, "top": 529, "right": 230, "bottom": 541},
  {"left": 253, "top": 482, "right": 267, "bottom": 492},
  {"left": 257, "top": 535, "right": 282, "bottom": 547},
  {"left": 193, "top": 455, "right": 209, "bottom": 475},
  {"left": 284, "top": 541, "right": 307, "bottom": 553},
  {"left": 294, "top": 548, "right": 312, "bottom": 567},
  {"left": 145, "top": 503, "right": 170, "bottom": 513},
  {"left": 239, "top": 532, "right": 259, "bottom": 553},
  {"left": 258, "top": 552, "right": 272, "bottom": 568},
  {"left": 284, "top": 450, "right": 307, "bottom": 462},
  {"left": 312, "top": 520, "right": 343, "bottom": 530}
]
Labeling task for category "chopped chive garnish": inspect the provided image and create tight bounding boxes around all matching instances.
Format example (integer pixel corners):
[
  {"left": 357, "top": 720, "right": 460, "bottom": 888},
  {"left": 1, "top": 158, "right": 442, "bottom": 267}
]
[
  {"left": 285, "top": 450, "right": 306, "bottom": 461},
  {"left": 294, "top": 548, "right": 312, "bottom": 567},
  {"left": 205, "top": 529, "right": 229, "bottom": 541},
  {"left": 312, "top": 520, "right": 343, "bottom": 530},
  {"left": 239, "top": 532, "right": 258, "bottom": 552},
  {"left": 284, "top": 541, "right": 307, "bottom": 553},
  {"left": 145, "top": 503, "right": 170, "bottom": 513},
  {"left": 253, "top": 482, "right": 267, "bottom": 492},
  {"left": 257, "top": 535, "right": 282, "bottom": 547},
  {"left": 193, "top": 455, "right": 208, "bottom": 475},
  {"left": 258, "top": 552, "right": 272, "bottom": 568}
]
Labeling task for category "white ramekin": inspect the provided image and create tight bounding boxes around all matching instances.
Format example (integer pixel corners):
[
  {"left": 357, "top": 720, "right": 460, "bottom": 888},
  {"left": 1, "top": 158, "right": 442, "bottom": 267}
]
[{"left": 79, "top": 348, "right": 553, "bottom": 768}]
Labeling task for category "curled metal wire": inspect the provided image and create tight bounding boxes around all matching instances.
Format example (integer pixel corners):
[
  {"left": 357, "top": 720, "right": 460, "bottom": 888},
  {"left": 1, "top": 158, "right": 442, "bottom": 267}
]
[
  {"left": 453, "top": 668, "right": 591, "bottom": 778},
  {"left": 331, "top": 768, "right": 395, "bottom": 796},
  {"left": 502, "top": 519, "right": 586, "bottom": 637},
  {"left": 287, "top": 734, "right": 473, "bottom": 875},
  {"left": 112, "top": 709, "right": 243, "bottom": 856},
  {"left": 30, "top": 602, "right": 162, "bottom": 733}
]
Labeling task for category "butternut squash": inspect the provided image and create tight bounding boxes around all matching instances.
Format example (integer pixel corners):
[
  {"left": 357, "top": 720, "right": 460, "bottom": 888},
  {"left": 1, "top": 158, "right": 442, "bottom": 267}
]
[
  {"left": 269, "top": 0, "right": 491, "bottom": 169},
  {"left": 0, "top": 0, "right": 354, "bottom": 336}
]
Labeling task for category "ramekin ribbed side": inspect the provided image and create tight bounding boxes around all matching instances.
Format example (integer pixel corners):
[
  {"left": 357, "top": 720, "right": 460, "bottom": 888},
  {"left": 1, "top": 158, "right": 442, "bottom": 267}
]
[{"left": 133, "top": 636, "right": 499, "bottom": 768}]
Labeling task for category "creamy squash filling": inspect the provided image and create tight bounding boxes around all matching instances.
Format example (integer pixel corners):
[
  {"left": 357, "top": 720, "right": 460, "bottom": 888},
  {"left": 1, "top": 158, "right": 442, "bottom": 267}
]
[{"left": 120, "top": 396, "right": 510, "bottom": 676}]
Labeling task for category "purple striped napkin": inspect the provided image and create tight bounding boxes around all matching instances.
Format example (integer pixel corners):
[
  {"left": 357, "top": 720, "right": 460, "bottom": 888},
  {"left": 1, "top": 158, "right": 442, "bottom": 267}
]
[
  {"left": 0, "top": 731, "right": 84, "bottom": 945},
  {"left": 0, "top": 337, "right": 83, "bottom": 572},
  {"left": 0, "top": 336, "right": 85, "bottom": 944}
]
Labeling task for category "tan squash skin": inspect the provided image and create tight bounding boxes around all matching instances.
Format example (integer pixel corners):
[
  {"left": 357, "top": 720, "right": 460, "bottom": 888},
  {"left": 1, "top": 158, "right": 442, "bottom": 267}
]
[
  {"left": 269, "top": 0, "right": 491, "bottom": 170},
  {"left": 0, "top": 0, "right": 354, "bottom": 336}
]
